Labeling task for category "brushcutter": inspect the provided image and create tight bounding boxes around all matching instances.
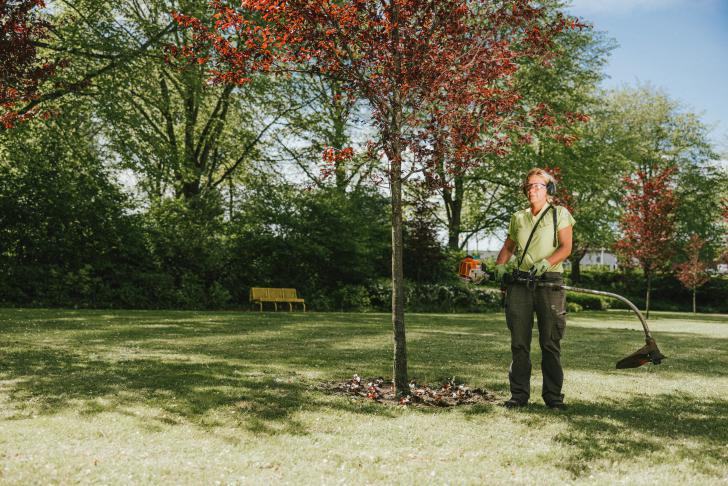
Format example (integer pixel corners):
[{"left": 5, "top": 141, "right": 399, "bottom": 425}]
[{"left": 498, "top": 267, "right": 666, "bottom": 369}]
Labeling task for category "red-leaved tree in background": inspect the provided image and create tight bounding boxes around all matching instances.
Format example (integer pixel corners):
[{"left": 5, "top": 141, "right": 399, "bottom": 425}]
[
  {"left": 615, "top": 165, "right": 677, "bottom": 318},
  {"left": 0, "top": 0, "right": 56, "bottom": 128},
  {"left": 675, "top": 235, "right": 711, "bottom": 313},
  {"left": 173, "top": 0, "right": 584, "bottom": 394}
]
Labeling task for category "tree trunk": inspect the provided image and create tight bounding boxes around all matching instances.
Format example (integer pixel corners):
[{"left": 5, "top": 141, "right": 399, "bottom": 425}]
[
  {"left": 692, "top": 286, "right": 696, "bottom": 314},
  {"left": 645, "top": 271, "right": 652, "bottom": 319},
  {"left": 389, "top": 3, "right": 408, "bottom": 397},
  {"left": 390, "top": 161, "right": 408, "bottom": 396},
  {"left": 442, "top": 170, "right": 464, "bottom": 251},
  {"left": 570, "top": 258, "right": 580, "bottom": 283},
  {"left": 568, "top": 248, "right": 587, "bottom": 283},
  {"left": 447, "top": 197, "right": 462, "bottom": 250}
]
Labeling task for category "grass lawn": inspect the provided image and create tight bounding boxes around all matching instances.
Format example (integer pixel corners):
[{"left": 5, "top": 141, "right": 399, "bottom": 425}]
[{"left": 1, "top": 308, "right": 727, "bottom": 485}]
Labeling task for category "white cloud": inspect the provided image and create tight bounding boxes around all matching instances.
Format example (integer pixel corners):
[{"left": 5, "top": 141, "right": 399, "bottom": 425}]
[{"left": 567, "top": 0, "right": 717, "bottom": 15}]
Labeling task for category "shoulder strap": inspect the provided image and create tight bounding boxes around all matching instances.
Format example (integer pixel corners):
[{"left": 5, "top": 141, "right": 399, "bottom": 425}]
[{"left": 518, "top": 204, "right": 558, "bottom": 268}]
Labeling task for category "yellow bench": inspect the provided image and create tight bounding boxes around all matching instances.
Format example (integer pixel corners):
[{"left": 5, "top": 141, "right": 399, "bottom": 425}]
[{"left": 249, "top": 287, "right": 306, "bottom": 312}]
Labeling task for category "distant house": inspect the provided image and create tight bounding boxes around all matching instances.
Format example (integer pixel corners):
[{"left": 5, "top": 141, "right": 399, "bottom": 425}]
[{"left": 578, "top": 249, "right": 619, "bottom": 270}]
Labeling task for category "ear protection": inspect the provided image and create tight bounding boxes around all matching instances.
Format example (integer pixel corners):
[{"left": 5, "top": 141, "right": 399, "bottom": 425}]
[
  {"left": 522, "top": 180, "right": 556, "bottom": 196},
  {"left": 546, "top": 180, "right": 556, "bottom": 196}
]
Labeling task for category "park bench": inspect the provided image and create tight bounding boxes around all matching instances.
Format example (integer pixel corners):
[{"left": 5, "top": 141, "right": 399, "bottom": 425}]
[{"left": 249, "top": 287, "right": 306, "bottom": 312}]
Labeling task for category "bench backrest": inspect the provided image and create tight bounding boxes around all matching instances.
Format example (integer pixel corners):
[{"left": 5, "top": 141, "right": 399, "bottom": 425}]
[
  {"left": 281, "top": 288, "right": 298, "bottom": 299},
  {"left": 250, "top": 287, "right": 299, "bottom": 301},
  {"left": 250, "top": 287, "right": 269, "bottom": 301}
]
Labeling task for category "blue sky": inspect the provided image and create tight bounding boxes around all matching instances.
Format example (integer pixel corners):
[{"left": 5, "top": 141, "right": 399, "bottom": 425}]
[{"left": 566, "top": 0, "right": 728, "bottom": 150}]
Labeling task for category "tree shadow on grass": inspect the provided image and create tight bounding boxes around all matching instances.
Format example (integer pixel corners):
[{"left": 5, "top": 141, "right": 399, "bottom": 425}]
[
  {"left": 1, "top": 346, "right": 319, "bottom": 435},
  {"left": 481, "top": 393, "right": 728, "bottom": 479}
]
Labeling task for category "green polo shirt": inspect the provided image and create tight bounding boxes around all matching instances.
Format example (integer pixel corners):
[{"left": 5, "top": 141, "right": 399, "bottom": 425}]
[{"left": 507, "top": 204, "right": 575, "bottom": 272}]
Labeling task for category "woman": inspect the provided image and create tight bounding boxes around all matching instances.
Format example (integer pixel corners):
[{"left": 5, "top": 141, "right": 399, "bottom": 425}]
[{"left": 493, "top": 168, "right": 575, "bottom": 410}]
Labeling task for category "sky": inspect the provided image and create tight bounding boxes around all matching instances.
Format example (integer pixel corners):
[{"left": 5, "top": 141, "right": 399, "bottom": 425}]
[{"left": 565, "top": 0, "right": 728, "bottom": 150}]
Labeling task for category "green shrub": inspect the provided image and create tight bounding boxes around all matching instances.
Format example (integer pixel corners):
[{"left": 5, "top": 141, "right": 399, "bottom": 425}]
[
  {"left": 566, "top": 292, "right": 610, "bottom": 310},
  {"left": 566, "top": 302, "right": 583, "bottom": 313},
  {"left": 207, "top": 282, "right": 232, "bottom": 309},
  {"left": 336, "top": 285, "right": 372, "bottom": 312}
]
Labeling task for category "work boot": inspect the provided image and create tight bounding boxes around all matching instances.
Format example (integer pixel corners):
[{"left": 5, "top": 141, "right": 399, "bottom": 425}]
[{"left": 502, "top": 398, "right": 527, "bottom": 409}]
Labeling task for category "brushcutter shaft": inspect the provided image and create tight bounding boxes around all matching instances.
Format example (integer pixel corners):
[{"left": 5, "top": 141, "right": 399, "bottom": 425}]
[{"left": 543, "top": 283, "right": 653, "bottom": 341}]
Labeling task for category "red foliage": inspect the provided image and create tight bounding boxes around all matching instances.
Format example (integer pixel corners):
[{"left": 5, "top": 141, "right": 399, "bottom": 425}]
[
  {"left": 675, "top": 235, "right": 710, "bottom": 291},
  {"left": 541, "top": 164, "right": 574, "bottom": 212},
  {"left": 320, "top": 146, "right": 354, "bottom": 179},
  {"left": 0, "top": 0, "right": 57, "bottom": 128},
  {"left": 172, "top": 0, "right": 587, "bottom": 171},
  {"left": 614, "top": 166, "right": 677, "bottom": 274}
]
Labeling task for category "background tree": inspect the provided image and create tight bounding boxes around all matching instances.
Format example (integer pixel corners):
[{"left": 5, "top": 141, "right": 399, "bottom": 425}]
[
  {"left": 614, "top": 165, "right": 677, "bottom": 318},
  {"left": 403, "top": 185, "right": 449, "bottom": 284},
  {"left": 268, "top": 73, "right": 377, "bottom": 192},
  {"left": 604, "top": 86, "right": 722, "bottom": 256},
  {"left": 675, "top": 235, "right": 711, "bottom": 313},
  {"left": 546, "top": 95, "right": 630, "bottom": 282},
  {"left": 434, "top": 2, "right": 611, "bottom": 253}
]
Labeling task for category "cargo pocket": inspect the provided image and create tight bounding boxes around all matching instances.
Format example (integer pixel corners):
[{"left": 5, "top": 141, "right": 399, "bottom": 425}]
[{"left": 549, "top": 289, "right": 567, "bottom": 341}]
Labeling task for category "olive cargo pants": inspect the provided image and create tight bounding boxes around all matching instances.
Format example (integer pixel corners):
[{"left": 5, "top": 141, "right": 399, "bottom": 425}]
[{"left": 505, "top": 272, "right": 566, "bottom": 405}]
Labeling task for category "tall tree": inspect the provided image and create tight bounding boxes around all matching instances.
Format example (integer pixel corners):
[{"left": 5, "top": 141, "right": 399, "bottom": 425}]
[
  {"left": 614, "top": 165, "right": 677, "bottom": 318},
  {"left": 675, "top": 235, "right": 711, "bottom": 314},
  {"left": 434, "top": 1, "right": 611, "bottom": 252},
  {"left": 34, "top": 0, "right": 295, "bottom": 205},
  {"left": 176, "top": 0, "right": 581, "bottom": 395},
  {"left": 544, "top": 97, "right": 630, "bottom": 282}
]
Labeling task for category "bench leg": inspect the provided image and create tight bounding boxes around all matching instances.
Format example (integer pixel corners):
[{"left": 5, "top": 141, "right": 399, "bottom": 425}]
[{"left": 288, "top": 302, "right": 293, "bottom": 312}]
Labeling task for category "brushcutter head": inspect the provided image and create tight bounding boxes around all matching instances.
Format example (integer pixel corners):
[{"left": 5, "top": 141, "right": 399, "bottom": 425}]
[{"left": 616, "top": 338, "right": 666, "bottom": 369}]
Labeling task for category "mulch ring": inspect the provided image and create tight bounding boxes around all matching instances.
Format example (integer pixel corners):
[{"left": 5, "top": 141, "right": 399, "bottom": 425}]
[{"left": 320, "top": 374, "right": 498, "bottom": 407}]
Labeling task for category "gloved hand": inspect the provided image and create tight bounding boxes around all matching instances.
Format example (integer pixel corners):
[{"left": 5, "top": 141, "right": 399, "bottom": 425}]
[
  {"left": 493, "top": 264, "right": 507, "bottom": 280},
  {"left": 533, "top": 259, "right": 551, "bottom": 276}
]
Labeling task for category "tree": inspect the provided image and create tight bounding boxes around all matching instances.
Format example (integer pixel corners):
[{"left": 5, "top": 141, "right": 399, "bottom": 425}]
[
  {"left": 0, "top": 0, "right": 57, "bottom": 128},
  {"left": 614, "top": 165, "right": 677, "bottom": 318},
  {"left": 721, "top": 197, "right": 728, "bottom": 265},
  {"left": 176, "top": 0, "right": 582, "bottom": 395},
  {"left": 675, "top": 235, "right": 711, "bottom": 313},
  {"left": 403, "top": 185, "right": 449, "bottom": 284},
  {"left": 543, "top": 96, "right": 631, "bottom": 282}
]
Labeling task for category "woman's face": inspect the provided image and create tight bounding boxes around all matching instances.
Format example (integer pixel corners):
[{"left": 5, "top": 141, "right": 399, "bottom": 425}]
[{"left": 525, "top": 175, "right": 548, "bottom": 206}]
